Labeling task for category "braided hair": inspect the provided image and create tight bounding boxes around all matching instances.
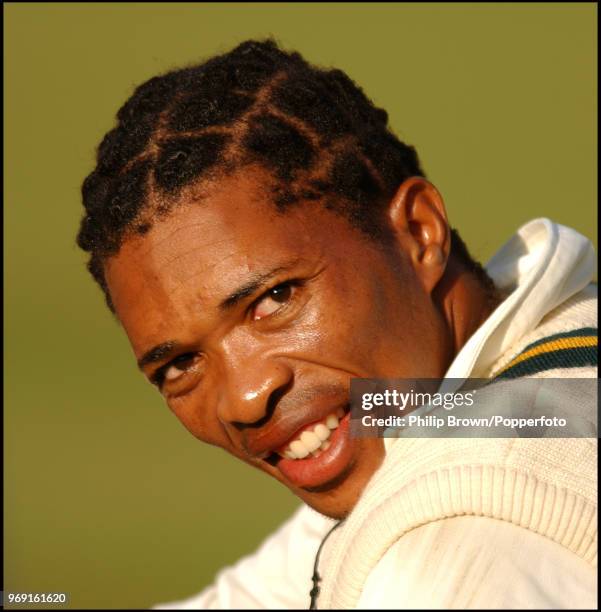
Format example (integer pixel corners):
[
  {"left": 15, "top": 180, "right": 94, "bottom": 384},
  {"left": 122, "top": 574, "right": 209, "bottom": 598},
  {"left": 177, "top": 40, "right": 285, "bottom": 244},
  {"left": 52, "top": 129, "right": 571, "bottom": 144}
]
[{"left": 77, "top": 39, "right": 494, "bottom": 310}]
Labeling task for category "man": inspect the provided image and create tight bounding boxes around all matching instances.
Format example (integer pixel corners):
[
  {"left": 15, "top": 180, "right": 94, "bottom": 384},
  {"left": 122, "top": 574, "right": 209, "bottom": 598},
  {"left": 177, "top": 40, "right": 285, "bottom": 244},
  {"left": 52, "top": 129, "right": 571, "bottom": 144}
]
[{"left": 77, "top": 40, "right": 597, "bottom": 608}]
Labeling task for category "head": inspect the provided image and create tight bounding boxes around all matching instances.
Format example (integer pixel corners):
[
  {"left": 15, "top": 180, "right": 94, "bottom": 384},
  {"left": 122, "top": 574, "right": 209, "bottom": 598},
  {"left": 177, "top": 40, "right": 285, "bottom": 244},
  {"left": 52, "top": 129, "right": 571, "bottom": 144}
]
[{"left": 77, "top": 40, "right": 497, "bottom": 518}]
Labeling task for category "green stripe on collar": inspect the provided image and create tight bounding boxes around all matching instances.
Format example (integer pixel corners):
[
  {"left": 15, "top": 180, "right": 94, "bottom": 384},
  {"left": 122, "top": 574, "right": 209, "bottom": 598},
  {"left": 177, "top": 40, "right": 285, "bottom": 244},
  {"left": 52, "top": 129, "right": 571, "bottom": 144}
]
[{"left": 493, "top": 327, "right": 598, "bottom": 380}]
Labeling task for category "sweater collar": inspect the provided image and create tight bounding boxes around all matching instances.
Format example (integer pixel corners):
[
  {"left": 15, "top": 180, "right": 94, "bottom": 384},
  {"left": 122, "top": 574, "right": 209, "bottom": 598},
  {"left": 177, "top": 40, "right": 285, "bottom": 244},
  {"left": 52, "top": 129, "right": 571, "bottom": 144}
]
[{"left": 444, "top": 217, "right": 595, "bottom": 380}]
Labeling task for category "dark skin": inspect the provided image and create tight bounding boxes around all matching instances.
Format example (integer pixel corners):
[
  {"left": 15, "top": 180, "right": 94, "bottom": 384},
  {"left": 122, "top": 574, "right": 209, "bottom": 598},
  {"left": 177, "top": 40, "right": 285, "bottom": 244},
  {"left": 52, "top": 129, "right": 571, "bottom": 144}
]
[{"left": 105, "top": 167, "right": 497, "bottom": 519}]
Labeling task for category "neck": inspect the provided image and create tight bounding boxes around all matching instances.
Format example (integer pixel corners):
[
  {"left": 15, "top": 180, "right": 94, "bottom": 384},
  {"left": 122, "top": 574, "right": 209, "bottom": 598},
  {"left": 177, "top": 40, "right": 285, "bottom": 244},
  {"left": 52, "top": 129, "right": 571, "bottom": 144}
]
[{"left": 435, "top": 258, "right": 501, "bottom": 360}]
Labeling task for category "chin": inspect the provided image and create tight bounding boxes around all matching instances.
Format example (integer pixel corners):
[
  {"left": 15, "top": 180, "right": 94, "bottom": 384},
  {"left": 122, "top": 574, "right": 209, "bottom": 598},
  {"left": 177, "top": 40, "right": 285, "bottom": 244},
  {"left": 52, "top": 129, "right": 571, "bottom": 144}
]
[{"left": 293, "top": 438, "right": 385, "bottom": 519}]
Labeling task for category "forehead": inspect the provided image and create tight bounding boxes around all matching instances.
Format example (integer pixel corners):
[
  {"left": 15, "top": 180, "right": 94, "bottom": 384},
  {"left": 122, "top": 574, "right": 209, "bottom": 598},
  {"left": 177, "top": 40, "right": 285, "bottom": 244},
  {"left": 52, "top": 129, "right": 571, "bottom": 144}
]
[{"left": 104, "top": 170, "right": 375, "bottom": 349}]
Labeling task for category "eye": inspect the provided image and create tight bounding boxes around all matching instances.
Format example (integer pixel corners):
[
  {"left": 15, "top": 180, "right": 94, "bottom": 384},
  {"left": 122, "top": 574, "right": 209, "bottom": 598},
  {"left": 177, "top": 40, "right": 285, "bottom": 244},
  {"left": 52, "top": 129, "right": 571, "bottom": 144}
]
[
  {"left": 252, "top": 282, "right": 295, "bottom": 320},
  {"left": 153, "top": 353, "right": 198, "bottom": 387}
]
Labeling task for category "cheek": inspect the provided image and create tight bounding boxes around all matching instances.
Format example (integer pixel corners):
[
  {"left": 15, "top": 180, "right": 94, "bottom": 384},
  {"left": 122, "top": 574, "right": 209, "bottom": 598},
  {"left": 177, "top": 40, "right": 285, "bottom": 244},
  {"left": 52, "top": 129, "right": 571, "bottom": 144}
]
[
  {"left": 168, "top": 396, "right": 267, "bottom": 471},
  {"left": 320, "top": 275, "right": 392, "bottom": 348},
  {"left": 283, "top": 276, "right": 392, "bottom": 367},
  {"left": 307, "top": 264, "right": 431, "bottom": 375},
  {"left": 167, "top": 394, "right": 231, "bottom": 449}
]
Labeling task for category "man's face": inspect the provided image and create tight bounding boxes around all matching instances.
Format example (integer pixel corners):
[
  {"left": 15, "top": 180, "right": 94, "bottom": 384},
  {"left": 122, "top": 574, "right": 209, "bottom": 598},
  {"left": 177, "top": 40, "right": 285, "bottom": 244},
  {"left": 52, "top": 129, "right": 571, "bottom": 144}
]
[{"left": 105, "top": 169, "right": 450, "bottom": 518}]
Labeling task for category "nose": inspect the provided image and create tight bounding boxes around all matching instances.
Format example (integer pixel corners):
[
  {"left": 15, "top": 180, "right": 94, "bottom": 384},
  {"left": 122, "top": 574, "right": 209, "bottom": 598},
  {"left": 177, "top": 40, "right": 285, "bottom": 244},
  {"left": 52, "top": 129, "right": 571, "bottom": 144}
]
[{"left": 217, "top": 348, "right": 294, "bottom": 429}]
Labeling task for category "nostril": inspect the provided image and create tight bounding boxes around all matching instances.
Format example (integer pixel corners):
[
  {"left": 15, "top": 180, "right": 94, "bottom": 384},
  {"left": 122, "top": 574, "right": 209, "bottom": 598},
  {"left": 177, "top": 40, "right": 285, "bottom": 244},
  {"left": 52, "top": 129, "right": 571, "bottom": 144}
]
[
  {"left": 265, "top": 380, "right": 292, "bottom": 416},
  {"left": 232, "top": 379, "right": 293, "bottom": 431}
]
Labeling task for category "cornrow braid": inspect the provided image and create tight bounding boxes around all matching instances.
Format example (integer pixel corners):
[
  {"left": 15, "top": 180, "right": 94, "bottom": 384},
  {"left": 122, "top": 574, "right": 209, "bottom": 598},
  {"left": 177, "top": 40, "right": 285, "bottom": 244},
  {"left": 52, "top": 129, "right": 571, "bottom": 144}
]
[{"left": 77, "top": 39, "right": 493, "bottom": 310}]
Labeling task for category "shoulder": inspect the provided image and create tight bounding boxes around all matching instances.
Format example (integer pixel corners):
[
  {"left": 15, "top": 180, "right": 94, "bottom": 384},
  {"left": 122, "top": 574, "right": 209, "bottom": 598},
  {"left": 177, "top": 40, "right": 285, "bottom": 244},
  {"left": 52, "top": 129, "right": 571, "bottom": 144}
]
[
  {"left": 487, "top": 283, "right": 597, "bottom": 379},
  {"left": 359, "top": 515, "right": 598, "bottom": 609},
  {"left": 318, "top": 434, "right": 597, "bottom": 608}
]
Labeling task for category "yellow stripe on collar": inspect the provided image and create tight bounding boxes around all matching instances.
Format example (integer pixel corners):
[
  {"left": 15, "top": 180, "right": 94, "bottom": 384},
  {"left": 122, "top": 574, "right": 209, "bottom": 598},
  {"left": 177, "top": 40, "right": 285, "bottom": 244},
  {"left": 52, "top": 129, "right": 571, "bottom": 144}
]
[{"left": 497, "top": 335, "right": 597, "bottom": 377}]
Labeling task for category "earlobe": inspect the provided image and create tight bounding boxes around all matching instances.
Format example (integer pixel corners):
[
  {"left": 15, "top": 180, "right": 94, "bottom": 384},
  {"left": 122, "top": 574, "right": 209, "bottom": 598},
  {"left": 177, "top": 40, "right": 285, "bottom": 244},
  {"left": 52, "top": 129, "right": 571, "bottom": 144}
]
[{"left": 422, "top": 244, "right": 444, "bottom": 267}]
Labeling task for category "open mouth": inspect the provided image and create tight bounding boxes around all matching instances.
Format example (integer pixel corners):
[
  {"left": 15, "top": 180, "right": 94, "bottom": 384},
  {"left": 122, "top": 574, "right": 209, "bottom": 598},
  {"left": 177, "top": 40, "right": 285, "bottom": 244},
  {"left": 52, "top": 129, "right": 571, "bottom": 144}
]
[{"left": 265, "top": 404, "right": 353, "bottom": 489}]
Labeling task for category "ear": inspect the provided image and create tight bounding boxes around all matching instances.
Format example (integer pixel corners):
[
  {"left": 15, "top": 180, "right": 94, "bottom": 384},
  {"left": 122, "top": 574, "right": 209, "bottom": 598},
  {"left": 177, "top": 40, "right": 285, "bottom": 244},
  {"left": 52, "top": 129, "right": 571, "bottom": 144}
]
[{"left": 386, "top": 177, "right": 451, "bottom": 294}]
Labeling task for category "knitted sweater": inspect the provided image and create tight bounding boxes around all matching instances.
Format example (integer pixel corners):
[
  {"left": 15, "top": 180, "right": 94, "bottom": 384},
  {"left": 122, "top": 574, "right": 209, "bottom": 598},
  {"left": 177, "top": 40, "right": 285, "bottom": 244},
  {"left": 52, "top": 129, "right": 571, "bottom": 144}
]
[{"left": 317, "top": 285, "right": 597, "bottom": 609}]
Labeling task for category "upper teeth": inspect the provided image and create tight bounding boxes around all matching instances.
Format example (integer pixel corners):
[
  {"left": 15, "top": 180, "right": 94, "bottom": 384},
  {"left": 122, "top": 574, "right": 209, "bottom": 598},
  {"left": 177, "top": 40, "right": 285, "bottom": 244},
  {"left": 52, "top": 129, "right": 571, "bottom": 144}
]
[{"left": 280, "top": 408, "right": 344, "bottom": 460}]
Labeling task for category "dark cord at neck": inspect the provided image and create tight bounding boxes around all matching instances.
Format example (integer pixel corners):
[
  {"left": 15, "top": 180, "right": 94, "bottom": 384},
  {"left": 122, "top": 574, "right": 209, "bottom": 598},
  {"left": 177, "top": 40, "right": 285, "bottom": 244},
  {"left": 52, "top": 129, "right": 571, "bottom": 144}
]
[{"left": 309, "top": 519, "right": 344, "bottom": 610}]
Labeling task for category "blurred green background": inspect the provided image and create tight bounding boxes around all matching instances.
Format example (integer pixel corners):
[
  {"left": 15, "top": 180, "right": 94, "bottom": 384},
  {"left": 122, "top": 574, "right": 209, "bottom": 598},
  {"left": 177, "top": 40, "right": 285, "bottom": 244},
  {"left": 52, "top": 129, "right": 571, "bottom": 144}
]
[{"left": 5, "top": 2, "right": 596, "bottom": 609}]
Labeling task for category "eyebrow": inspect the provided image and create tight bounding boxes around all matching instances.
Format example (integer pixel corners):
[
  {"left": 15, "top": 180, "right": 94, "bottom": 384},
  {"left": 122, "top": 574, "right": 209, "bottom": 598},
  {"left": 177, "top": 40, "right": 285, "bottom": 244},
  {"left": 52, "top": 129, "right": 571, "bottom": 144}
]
[
  {"left": 219, "top": 263, "right": 297, "bottom": 311},
  {"left": 137, "top": 341, "right": 179, "bottom": 370},
  {"left": 137, "top": 259, "right": 301, "bottom": 371}
]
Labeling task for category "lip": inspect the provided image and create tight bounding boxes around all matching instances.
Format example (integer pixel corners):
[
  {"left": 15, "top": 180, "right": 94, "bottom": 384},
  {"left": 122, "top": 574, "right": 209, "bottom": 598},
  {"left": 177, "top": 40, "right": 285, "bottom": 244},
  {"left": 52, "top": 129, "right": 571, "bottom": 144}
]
[
  {"left": 275, "top": 410, "right": 353, "bottom": 489},
  {"left": 244, "top": 396, "right": 349, "bottom": 459}
]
